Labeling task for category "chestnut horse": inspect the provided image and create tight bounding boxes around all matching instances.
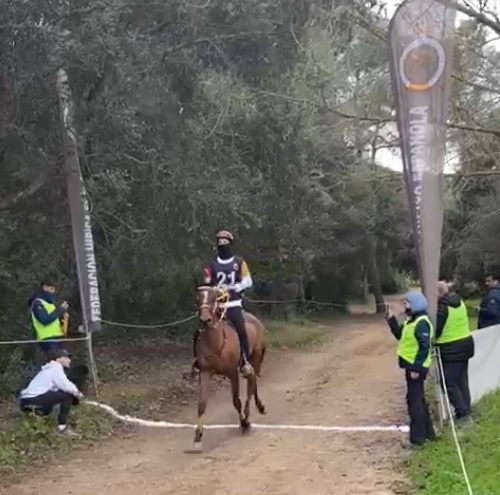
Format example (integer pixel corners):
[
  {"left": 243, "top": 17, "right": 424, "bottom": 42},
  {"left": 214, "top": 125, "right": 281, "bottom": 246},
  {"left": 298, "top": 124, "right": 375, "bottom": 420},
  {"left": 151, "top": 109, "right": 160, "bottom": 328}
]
[{"left": 193, "top": 285, "right": 267, "bottom": 450}]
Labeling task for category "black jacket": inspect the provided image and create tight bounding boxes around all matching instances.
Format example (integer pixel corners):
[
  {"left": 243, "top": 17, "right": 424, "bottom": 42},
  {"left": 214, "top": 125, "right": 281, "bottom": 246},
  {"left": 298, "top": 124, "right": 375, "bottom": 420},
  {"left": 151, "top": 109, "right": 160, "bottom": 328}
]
[
  {"left": 436, "top": 292, "right": 474, "bottom": 362},
  {"left": 478, "top": 286, "right": 500, "bottom": 329}
]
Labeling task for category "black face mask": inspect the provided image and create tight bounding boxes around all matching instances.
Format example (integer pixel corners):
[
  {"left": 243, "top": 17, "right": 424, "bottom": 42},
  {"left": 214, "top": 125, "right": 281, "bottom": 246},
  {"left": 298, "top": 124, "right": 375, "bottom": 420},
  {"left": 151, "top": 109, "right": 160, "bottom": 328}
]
[{"left": 217, "top": 245, "right": 232, "bottom": 260}]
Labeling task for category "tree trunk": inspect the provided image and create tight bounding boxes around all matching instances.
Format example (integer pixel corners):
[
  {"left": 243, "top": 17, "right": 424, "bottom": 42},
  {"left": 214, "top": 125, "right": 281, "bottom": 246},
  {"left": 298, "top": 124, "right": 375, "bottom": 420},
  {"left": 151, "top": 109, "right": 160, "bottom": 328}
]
[{"left": 366, "top": 238, "right": 385, "bottom": 314}]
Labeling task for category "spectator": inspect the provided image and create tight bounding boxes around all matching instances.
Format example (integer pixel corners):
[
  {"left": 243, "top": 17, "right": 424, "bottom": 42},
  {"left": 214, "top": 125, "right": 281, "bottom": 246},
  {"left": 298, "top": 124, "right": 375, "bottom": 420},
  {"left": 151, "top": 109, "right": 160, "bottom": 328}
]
[
  {"left": 28, "top": 278, "right": 69, "bottom": 357},
  {"left": 436, "top": 282, "right": 474, "bottom": 425},
  {"left": 385, "top": 291, "right": 435, "bottom": 448},
  {"left": 477, "top": 273, "right": 500, "bottom": 329},
  {"left": 19, "top": 349, "right": 83, "bottom": 437}
]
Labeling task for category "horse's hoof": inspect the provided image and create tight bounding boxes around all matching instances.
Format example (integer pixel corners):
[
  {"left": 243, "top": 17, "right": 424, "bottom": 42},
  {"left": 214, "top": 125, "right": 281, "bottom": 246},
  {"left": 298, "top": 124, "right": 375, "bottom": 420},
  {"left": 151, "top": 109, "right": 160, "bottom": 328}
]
[
  {"left": 257, "top": 405, "right": 266, "bottom": 415},
  {"left": 240, "top": 420, "right": 251, "bottom": 433},
  {"left": 192, "top": 442, "right": 203, "bottom": 452}
]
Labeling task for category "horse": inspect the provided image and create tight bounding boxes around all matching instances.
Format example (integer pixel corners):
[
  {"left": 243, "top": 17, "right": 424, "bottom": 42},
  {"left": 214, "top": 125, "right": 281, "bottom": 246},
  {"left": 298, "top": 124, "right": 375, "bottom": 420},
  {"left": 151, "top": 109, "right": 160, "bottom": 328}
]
[{"left": 192, "top": 285, "right": 267, "bottom": 450}]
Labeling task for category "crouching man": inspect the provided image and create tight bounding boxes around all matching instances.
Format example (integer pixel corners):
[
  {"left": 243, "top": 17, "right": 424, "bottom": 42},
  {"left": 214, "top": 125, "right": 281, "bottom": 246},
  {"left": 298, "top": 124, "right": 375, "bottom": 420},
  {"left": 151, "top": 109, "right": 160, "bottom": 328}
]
[{"left": 19, "top": 349, "right": 83, "bottom": 437}]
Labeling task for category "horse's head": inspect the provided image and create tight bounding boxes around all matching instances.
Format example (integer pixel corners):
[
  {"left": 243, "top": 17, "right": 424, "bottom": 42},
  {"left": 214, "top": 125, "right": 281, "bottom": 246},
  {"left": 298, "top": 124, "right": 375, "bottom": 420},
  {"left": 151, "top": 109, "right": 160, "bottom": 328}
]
[{"left": 195, "top": 286, "right": 228, "bottom": 326}]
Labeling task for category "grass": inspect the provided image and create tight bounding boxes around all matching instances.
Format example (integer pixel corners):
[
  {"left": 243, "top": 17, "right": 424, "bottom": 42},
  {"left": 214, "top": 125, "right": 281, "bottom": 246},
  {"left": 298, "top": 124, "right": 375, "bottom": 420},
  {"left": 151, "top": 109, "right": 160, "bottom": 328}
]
[
  {"left": 0, "top": 403, "right": 116, "bottom": 473},
  {"left": 263, "top": 316, "right": 331, "bottom": 349},
  {"left": 407, "top": 391, "right": 500, "bottom": 495}
]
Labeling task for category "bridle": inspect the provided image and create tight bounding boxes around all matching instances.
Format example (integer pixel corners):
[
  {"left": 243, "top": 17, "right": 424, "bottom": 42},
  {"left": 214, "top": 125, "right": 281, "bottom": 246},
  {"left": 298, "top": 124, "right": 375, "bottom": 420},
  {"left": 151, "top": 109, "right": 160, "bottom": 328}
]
[{"left": 197, "top": 286, "right": 229, "bottom": 331}]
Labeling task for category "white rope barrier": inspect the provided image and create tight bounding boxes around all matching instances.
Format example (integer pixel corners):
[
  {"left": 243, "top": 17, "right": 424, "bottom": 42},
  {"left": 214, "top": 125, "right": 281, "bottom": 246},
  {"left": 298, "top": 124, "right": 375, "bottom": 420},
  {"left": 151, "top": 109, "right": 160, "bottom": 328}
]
[
  {"left": 101, "top": 314, "right": 197, "bottom": 329},
  {"left": 0, "top": 336, "right": 89, "bottom": 346},
  {"left": 436, "top": 348, "right": 474, "bottom": 495}
]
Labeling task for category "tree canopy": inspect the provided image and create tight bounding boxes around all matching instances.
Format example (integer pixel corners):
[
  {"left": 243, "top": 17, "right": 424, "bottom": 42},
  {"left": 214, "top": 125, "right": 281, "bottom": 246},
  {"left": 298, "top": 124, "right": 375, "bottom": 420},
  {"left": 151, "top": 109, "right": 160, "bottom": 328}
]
[{"left": 1, "top": 0, "right": 499, "bottom": 342}]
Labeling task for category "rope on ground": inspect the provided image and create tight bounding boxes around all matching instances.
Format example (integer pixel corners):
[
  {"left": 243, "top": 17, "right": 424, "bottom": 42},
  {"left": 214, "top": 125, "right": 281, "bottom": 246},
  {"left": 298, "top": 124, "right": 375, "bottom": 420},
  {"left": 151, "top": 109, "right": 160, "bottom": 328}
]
[
  {"left": 435, "top": 347, "right": 474, "bottom": 495},
  {"left": 101, "top": 314, "right": 197, "bottom": 329},
  {"left": 0, "top": 336, "right": 89, "bottom": 346}
]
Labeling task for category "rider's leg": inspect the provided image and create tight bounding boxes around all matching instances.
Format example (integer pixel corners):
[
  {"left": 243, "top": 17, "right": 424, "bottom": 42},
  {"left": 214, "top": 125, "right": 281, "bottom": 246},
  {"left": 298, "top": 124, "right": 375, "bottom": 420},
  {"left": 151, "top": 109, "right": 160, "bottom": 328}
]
[
  {"left": 192, "top": 329, "right": 200, "bottom": 369},
  {"left": 226, "top": 307, "right": 251, "bottom": 366}
]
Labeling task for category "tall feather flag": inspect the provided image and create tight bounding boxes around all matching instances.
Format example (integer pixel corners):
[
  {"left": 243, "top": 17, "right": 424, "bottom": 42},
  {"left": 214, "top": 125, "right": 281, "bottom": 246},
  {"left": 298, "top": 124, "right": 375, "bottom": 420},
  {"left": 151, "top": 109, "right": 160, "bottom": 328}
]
[
  {"left": 56, "top": 69, "right": 102, "bottom": 332},
  {"left": 388, "top": 0, "right": 456, "bottom": 324}
]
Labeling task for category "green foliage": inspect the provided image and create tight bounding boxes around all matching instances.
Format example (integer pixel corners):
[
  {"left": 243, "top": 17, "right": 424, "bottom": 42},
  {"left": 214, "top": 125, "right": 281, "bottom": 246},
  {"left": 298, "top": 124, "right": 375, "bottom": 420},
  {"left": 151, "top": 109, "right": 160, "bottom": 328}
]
[
  {"left": 0, "top": 0, "right": 410, "bottom": 366},
  {"left": 264, "top": 317, "right": 331, "bottom": 349},
  {"left": 407, "top": 391, "right": 500, "bottom": 495},
  {"left": 0, "top": 404, "right": 115, "bottom": 469}
]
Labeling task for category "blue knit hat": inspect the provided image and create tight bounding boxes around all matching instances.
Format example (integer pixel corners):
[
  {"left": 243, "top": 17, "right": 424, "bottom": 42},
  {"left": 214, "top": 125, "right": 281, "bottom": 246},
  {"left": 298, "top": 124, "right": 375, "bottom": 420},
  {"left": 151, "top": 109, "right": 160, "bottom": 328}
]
[{"left": 404, "top": 291, "right": 428, "bottom": 313}]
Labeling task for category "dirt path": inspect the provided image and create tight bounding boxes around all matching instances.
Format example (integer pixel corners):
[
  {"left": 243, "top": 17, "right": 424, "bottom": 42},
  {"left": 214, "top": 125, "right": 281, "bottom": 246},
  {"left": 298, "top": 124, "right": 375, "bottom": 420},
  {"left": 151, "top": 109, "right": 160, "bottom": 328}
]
[{"left": 12, "top": 316, "right": 409, "bottom": 495}]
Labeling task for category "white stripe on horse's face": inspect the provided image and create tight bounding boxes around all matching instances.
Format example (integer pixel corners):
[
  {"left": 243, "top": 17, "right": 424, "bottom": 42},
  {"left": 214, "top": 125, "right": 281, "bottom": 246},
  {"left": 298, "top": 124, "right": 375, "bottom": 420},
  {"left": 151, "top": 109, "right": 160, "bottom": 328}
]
[{"left": 202, "top": 289, "right": 208, "bottom": 306}]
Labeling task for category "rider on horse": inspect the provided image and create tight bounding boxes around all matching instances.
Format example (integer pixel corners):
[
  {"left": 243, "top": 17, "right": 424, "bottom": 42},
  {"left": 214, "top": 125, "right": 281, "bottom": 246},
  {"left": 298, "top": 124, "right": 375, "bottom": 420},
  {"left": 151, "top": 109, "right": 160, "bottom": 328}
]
[{"left": 193, "top": 230, "right": 255, "bottom": 378}]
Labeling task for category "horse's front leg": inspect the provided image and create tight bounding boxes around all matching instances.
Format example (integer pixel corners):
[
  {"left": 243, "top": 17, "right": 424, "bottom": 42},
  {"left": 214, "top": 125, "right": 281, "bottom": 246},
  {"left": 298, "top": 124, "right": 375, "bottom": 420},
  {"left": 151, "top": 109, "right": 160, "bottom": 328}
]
[
  {"left": 194, "top": 370, "right": 210, "bottom": 449},
  {"left": 229, "top": 372, "right": 248, "bottom": 432},
  {"left": 242, "top": 374, "right": 257, "bottom": 431}
]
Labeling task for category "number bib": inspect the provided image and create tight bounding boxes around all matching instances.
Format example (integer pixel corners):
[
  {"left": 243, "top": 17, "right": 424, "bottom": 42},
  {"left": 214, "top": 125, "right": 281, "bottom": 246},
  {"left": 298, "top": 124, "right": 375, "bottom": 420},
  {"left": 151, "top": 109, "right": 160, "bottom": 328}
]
[{"left": 210, "top": 258, "right": 243, "bottom": 302}]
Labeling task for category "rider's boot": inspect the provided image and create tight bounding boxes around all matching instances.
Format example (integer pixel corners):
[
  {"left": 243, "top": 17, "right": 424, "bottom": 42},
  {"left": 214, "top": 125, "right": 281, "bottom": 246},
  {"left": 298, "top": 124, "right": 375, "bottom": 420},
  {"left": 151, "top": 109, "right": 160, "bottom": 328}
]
[{"left": 240, "top": 355, "right": 255, "bottom": 378}]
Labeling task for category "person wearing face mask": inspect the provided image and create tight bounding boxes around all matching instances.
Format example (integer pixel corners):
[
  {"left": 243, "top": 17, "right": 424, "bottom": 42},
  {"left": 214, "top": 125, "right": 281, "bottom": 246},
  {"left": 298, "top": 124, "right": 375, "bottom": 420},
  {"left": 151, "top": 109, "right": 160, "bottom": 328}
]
[
  {"left": 385, "top": 291, "right": 436, "bottom": 447},
  {"left": 28, "top": 279, "right": 69, "bottom": 358},
  {"left": 192, "top": 230, "right": 254, "bottom": 378}
]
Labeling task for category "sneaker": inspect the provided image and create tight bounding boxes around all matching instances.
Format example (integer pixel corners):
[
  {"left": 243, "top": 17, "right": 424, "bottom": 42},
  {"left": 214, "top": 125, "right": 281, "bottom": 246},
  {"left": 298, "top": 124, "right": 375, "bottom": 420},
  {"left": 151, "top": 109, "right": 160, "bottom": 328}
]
[
  {"left": 457, "top": 416, "right": 474, "bottom": 428},
  {"left": 56, "top": 427, "right": 80, "bottom": 438},
  {"left": 400, "top": 439, "right": 425, "bottom": 449}
]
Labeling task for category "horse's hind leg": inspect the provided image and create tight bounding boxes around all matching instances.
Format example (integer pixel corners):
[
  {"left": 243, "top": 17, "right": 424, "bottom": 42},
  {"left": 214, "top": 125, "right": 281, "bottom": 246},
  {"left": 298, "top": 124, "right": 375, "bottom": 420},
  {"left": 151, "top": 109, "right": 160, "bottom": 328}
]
[
  {"left": 194, "top": 370, "right": 210, "bottom": 449},
  {"left": 253, "top": 375, "right": 266, "bottom": 415},
  {"left": 249, "top": 348, "right": 266, "bottom": 414}
]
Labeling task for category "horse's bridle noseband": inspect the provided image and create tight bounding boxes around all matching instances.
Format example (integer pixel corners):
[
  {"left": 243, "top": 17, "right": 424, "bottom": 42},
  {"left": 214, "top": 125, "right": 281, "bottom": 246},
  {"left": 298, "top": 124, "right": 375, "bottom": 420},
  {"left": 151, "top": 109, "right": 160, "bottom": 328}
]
[{"left": 198, "top": 287, "right": 229, "bottom": 331}]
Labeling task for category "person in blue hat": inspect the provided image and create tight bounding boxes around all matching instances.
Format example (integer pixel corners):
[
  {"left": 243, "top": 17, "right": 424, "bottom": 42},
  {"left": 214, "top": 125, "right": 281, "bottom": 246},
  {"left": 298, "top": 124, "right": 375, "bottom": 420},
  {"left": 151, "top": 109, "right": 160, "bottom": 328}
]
[{"left": 385, "top": 291, "right": 436, "bottom": 447}]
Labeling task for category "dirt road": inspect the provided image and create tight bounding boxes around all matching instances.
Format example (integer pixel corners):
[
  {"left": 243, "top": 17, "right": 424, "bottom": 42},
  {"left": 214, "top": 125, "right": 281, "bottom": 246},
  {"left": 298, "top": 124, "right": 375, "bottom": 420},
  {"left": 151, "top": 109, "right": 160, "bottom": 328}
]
[{"left": 12, "top": 316, "right": 409, "bottom": 495}]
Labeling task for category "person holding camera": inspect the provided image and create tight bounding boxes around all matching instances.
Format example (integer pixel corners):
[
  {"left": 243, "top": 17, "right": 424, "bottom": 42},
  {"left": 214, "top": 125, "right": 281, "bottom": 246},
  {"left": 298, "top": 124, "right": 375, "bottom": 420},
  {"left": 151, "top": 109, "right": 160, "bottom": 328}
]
[
  {"left": 28, "top": 278, "right": 69, "bottom": 358},
  {"left": 385, "top": 291, "right": 436, "bottom": 448}
]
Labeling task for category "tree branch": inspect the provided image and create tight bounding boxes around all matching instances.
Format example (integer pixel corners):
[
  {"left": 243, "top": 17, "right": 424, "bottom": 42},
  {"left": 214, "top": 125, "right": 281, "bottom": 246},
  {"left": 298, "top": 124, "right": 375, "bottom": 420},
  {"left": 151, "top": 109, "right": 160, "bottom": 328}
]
[
  {"left": 160, "top": 31, "right": 275, "bottom": 62},
  {"left": 335, "top": 110, "right": 500, "bottom": 137},
  {"left": 439, "top": 0, "right": 500, "bottom": 36}
]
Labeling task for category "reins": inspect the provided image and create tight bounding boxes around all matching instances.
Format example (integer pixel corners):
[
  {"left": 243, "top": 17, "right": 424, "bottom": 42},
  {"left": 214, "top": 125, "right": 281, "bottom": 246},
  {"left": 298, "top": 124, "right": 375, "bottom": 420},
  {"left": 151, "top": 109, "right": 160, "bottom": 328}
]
[{"left": 197, "top": 288, "right": 229, "bottom": 358}]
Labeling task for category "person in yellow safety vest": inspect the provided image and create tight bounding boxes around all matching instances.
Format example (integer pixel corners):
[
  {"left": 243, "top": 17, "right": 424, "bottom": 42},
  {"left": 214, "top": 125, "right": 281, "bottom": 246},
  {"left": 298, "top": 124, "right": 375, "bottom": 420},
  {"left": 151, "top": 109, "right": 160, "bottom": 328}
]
[
  {"left": 28, "top": 279, "right": 69, "bottom": 356},
  {"left": 436, "top": 281, "right": 475, "bottom": 425},
  {"left": 385, "top": 291, "right": 436, "bottom": 448}
]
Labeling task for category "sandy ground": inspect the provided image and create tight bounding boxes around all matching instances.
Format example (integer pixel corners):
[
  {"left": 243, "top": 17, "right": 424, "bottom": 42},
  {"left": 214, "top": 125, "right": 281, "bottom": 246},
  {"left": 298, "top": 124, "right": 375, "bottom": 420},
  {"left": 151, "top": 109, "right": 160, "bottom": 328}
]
[{"left": 11, "top": 315, "right": 410, "bottom": 495}]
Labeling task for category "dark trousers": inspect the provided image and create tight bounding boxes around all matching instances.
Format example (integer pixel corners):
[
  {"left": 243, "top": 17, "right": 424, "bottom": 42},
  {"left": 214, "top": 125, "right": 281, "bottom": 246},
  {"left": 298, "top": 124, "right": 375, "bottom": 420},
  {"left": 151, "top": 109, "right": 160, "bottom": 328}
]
[
  {"left": 38, "top": 337, "right": 65, "bottom": 362},
  {"left": 20, "top": 391, "right": 79, "bottom": 425},
  {"left": 405, "top": 370, "right": 435, "bottom": 445},
  {"left": 441, "top": 360, "right": 471, "bottom": 419},
  {"left": 225, "top": 306, "right": 250, "bottom": 362}
]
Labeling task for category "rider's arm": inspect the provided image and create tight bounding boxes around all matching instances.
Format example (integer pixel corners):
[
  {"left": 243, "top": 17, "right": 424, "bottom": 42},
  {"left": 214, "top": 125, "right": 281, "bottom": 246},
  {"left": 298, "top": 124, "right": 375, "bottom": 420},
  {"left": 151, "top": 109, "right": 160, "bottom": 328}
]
[
  {"left": 203, "top": 264, "right": 214, "bottom": 286},
  {"left": 234, "top": 260, "right": 253, "bottom": 293}
]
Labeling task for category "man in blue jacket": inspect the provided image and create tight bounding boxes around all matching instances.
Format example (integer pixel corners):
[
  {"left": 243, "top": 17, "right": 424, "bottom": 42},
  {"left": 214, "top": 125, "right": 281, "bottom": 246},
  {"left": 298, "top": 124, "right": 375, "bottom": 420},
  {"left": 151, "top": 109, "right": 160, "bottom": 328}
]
[
  {"left": 28, "top": 279, "right": 69, "bottom": 356},
  {"left": 385, "top": 291, "right": 435, "bottom": 447},
  {"left": 478, "top": 273, "right": 500, "bottom": 329}
]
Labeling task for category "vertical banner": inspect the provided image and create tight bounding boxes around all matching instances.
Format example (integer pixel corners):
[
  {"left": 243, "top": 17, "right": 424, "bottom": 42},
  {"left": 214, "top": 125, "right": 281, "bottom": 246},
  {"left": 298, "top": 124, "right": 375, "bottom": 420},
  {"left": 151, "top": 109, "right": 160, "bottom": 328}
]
[
  {"left": 388, "top": 0, "right": 456, "bottom": 324},
  {"left": 56, "top": 69, "right": 102, "bottom": 332}
]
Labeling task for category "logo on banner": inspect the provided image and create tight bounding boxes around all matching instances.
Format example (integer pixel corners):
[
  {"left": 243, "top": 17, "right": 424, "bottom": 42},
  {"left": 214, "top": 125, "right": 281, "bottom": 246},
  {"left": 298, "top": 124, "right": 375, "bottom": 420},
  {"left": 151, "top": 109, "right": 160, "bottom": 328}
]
[{"left": 399, "top": 37, "right": 446, "bottom": 92}]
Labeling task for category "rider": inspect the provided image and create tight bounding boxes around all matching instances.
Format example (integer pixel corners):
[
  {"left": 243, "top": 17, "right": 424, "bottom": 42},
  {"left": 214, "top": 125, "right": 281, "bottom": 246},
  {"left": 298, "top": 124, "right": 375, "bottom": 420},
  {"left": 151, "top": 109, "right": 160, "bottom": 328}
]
[{"left": 195, "top": 230, "right": 254, "bottom": 377}]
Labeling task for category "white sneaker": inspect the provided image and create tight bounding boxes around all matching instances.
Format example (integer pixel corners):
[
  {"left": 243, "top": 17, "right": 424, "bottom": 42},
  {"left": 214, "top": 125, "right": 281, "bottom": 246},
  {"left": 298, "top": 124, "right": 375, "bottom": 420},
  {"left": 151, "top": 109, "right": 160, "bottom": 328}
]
[{"left": 56, "top": 427, "right": 80, "bottom": 438}]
